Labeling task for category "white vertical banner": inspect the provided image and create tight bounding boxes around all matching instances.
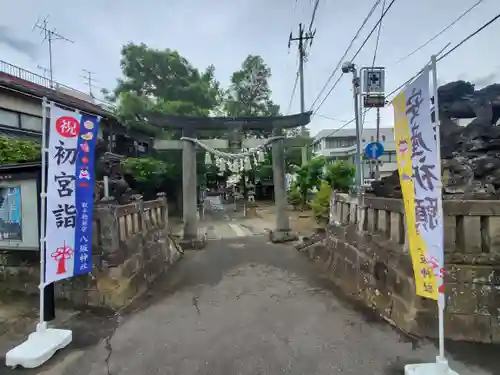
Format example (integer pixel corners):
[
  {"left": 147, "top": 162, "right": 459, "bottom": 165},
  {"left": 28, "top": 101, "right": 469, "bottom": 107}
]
[
  {"left": 408, "top": 67, "right": 444, "bottom": 294},
  {"left": 45, "top": 105, "right": 100, "bottom": 284}
]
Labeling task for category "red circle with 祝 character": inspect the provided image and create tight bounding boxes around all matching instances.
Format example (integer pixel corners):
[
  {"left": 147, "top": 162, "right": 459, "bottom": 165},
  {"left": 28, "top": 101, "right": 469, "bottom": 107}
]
[{"left": 56, "top": 116, "right": 80, "bottom": 138}]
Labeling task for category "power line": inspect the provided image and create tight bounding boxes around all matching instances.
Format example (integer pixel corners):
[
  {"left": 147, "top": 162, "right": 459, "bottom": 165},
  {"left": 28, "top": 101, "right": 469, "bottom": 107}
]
[
  {"left": 309, "top": 0, "right": 382, "bottom": 111},
  {"left": 307, "top": 0, "right": 320, "bottom": 42},
  {"left": 369, "top": 0, "right": 387, "bottom": 179},
  {"left": 316, "top": 114, "right": 353, "bottom": 122},
  {"left": 312, "top": 0, "right": 398, "bottom": 115},
  {"left": 371, "top": 0, "right": 386, "bottom": 67},
  {"left": 436, "top": 12, "right": 500, "bottom": 62},
  {"left": 316, "top": 12, "right": 500, "bottom": 140},
  {"left": 394, "top": 0, "right": 484, "bottom": 64},
  {"left": 362, "top": 0, "right": 386, "bottom": 126},
  {"left": 33, "top": 15, "right": 74, "bottom": 87},
  {"left": 287, "top": 68, "right": 300, "bottom": 114},
  {"left": 386, "top": 13, "right": 500, "bottom": 102}
]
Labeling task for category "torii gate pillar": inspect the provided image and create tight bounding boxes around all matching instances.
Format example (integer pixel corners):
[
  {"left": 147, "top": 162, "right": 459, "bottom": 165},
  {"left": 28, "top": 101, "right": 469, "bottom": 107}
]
[
  {"left": 270, "top": 125, "right": 296, "bottom": 242},
  {"left": 182, "top": 127, "right": 198, "bottom": 241}
]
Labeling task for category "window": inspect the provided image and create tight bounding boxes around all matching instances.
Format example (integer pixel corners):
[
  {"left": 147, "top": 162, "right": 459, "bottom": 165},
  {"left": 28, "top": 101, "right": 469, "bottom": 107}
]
[
  {"left": 325, "top": 137, "right": 355, "bottom": 149},
  {"left": 20, "top": 114, "right": 43, "bottom": 132},
  {"left": 0, "top": 109, "right": 19, "bottom": 128}
]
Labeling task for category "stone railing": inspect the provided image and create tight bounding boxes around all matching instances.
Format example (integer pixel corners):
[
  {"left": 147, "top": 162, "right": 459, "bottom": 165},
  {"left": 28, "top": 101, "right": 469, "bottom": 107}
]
[
  {"left": 302, "top": 193, "right": 500, "bottom": 343},
  {"left": 0, "top": 194, "right": 182, "bottom": 310}
]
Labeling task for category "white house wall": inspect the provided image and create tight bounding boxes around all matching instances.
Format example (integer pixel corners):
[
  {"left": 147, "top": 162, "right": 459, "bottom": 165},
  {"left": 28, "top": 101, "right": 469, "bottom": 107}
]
[{"left": 0, "top": 91, "right": 42, "bottom": 117}]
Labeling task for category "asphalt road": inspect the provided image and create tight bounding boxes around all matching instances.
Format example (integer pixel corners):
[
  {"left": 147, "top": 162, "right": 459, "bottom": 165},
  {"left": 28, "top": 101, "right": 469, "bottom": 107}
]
[{"left": 60, "top": 236, "right": 494, "bottom": 375}]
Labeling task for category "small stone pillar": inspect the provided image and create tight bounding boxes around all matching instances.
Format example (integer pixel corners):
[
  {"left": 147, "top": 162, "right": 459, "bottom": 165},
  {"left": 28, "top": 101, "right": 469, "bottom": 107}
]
[
  {"left": 270, "top": 126, "right": 297, "bottom": 242},
  {"left": 96, "top": 197, "right": 121, "bottom": 266}
]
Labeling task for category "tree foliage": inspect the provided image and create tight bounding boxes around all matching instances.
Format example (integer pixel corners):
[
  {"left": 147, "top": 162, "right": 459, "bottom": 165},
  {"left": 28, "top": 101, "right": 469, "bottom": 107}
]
[
  {"left": 121, "top": 157, "right": 168, "bottom": 183},
  {"left": 324, "top": 161, "right": 355, "bottom": 193},
  {"left": 287, "top": 185, "right": 302, "bottom": 210},
  {"left": 104, "top": 43, "right": 223, "bottom": 135},
  {"left": 0, "top": 136, "right": 40, "bottom": 164},
  {"left": 311, "top": 180, "right": 332, "bottom": 224},
  {"left": 224, "top": 55, "right": 280, "bottom": 119},
  {"left": 294, "top": 156, "right": 326, "bottom": 204},
  {"left": 104, "top": 47, "right": 297, "bottom": 199}
]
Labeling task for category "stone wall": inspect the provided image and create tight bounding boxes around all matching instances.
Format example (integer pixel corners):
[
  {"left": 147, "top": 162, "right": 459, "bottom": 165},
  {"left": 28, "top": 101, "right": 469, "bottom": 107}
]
[
  {"left": 0, "top": 194, "right": 182, "bottom": 310},
  {"left": 301, "top": 193, "right": 500, "bottom": 343}
]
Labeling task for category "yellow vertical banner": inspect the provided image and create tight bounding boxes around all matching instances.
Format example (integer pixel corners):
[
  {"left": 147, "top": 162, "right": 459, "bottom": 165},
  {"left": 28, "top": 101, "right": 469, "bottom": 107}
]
[{"left": 392, "top": 78, "right": 438, "bottom": 300}]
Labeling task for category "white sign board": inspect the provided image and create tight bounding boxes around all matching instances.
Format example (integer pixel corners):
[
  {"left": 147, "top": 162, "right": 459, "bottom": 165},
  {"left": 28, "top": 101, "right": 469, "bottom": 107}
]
[{"left": 362, "top": 68, "right": 385, "bottom": 94}]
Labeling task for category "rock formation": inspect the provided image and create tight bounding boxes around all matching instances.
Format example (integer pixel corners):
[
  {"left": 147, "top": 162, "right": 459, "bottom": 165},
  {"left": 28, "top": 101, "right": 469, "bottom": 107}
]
[
  {"left": 94, "top": 139, "right": 135, "bottom": 204},
  {"left": 372, "top": 80, "right": 500, "bottom": 199}
]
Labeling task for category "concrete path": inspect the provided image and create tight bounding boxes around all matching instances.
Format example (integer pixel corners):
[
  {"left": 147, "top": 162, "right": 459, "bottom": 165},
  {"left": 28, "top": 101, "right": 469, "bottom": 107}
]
[{"left": 58, "top": 237, "right": 494, "bottom": 375}]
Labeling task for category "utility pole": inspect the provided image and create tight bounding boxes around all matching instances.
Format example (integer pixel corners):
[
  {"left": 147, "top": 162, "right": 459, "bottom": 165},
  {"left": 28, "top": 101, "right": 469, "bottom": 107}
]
[
  {"left": 81, "top": 69, "right": 97, "bottom": 97},
  {"left": 289, "top": 23, "right": 315, "bottom": 165},
  {"left": 33, "top": 15, "right": 74, "bottom": 88},
  {"left": 342, "top": 61, "right": 364, "bottom": 229},
  {"left": 375, "top": 107, "right": 381, "bottom": 179}
]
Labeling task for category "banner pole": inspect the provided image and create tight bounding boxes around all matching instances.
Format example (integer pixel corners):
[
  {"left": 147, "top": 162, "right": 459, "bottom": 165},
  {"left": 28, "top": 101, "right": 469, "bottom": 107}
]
[
  {"left": 431, "top": 54, "right": 446, "bottom": 363},
  {"left": 38, "top": 98, "right": 48, "bottom": 331}
]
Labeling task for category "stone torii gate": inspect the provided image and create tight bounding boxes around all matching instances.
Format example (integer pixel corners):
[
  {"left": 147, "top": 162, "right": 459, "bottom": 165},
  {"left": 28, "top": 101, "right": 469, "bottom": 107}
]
[{"left": 149, "top": 112, "right": 312, "bottom": 245}]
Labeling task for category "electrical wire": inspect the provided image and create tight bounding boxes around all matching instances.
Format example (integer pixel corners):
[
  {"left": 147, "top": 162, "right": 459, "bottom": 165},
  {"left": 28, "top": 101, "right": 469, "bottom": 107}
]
[
  {"left": 316, "top": 114, "right": 350, "bottom": 122},
  {"left": 315, "top": 12, "right": 500, "bottom": 141},
  {"left": 362, "top": 0, "right": 387, "bottom": 128},
  {"left": 303, "top": 0, "right": 321, "bottom": 57},
  {"left": 309, "top": 0, "right": 382, "bottom": 111},
  {"left": 308, "top": 0, "right": 320, "bottom": 37},
  {"left": 286, "top": 51, "right": 301, "bottom": 114},
  {"left": 287, "top": 70, "right": 300, "bottom": 114},
  {"left": 312, "top": 0, "right": 398, "bottom": 115},
  {"left": 394, "top": 0, "right": 485, "bottom": 64},
  {"left": 371, "top": 0, "right": 386, "bottom": 68}
]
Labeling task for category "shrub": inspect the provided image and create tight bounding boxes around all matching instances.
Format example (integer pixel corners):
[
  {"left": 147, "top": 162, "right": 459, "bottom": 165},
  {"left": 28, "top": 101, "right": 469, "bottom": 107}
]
[
  {"left": 287, "top": 185, "right": 302, "bottom": 210},
  {"left": 310, "top": 180, "right": 332, "bottom": 224},
  {"left": 0, "top": 136, "right": 40, "bottom": 164},
  {"left": 324, "top": 161, "right": 355, "bottom": 193}
]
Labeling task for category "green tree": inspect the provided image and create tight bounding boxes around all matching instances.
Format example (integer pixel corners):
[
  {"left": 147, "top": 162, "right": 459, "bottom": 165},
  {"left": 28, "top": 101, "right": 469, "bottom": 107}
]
[
  {"left": 294, "top": 156, "right": 326, "bottom": 204},
  {"left": 311, "top": 180, "right": 332, "bottom": 224},
  {"left": 223, "top": 54, "right": 310, "bottom": 185},
  {"left": 324, "top": 161, "right": 355, "bottom": 193},
  {"left": 0, "top": 137, "right": 40, "bottom": 164},
  {"left": 104, "top": 43, "right": 223, "bottom": 136},
  {"left": 224, "top": 55, "right": 280, "bottom": 121},
  {"left": 104, "top": 43, "right": 227, "bottom": 200}
]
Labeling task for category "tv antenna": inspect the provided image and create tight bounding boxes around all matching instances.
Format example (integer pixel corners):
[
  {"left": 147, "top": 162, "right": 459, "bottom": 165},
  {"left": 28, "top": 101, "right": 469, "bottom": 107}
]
[
  {"left": 33, "top": 15, "right": 74, "bottom": 87},
  {"left": 37, "top": 65, "right": 50, "bottom": 79},
  {"left": 81, "top": 69, "right": 98, "bottom": 98}
]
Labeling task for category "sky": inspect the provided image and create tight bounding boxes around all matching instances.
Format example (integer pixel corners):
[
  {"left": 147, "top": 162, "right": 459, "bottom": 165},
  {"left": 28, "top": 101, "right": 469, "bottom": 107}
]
[{"left": 1, "top": 0, "right": 499, "bottom": 136}]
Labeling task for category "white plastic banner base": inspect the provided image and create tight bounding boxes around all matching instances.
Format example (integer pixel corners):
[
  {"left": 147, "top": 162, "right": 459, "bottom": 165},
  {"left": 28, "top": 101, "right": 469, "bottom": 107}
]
[
  {"left": 5, "top": 324, "right": 72, "bottom": 369},
  {"left": 405, "top": 357, "right": 459, "bottom": 375}
]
